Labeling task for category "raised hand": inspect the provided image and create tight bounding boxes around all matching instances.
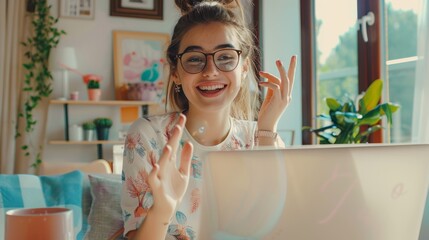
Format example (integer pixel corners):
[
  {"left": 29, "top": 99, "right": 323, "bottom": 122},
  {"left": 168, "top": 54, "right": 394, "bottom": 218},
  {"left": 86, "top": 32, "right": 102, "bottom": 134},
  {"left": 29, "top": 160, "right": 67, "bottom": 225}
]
[
  {"left": 258, "top": 55, "right": 297, "bottom": 132},
  {"left": 147, "top": 114, "right": 193, "bottom": 216}
]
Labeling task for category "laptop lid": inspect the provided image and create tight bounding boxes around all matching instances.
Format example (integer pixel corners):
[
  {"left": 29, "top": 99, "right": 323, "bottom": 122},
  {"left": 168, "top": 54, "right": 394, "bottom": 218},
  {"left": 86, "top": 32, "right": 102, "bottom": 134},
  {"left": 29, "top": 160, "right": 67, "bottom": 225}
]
[{"left": 199, "top": 144, "right": 429, "bottom": 240}]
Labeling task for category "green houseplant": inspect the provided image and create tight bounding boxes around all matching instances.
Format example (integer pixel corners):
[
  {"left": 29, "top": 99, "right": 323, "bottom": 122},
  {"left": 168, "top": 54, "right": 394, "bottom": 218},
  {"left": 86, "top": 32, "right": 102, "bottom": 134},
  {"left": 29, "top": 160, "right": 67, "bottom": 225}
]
[
  {"left": 17, "top": 0, "right": 66, "bottom": 167},
  {"left": 87, "top": 79, "right": 101, "bottom": 101},
  {"left": 304, "top": 79, "right": 400, "bottom": 144},
  {"left": 93, "top": 118, "right": 113, "bottom": 140},
  {"left": 87, "top": 79, "right": 100, "bottom": 89},
  {"left": 83, "top": 121, "right": 96, "bottom": 130}
]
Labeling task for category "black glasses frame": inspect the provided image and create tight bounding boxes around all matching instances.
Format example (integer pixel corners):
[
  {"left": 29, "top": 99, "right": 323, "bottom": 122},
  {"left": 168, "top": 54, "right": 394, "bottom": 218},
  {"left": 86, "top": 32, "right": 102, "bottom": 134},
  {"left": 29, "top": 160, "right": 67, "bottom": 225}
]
[{"left": 175, "top": 49, "right": 242, "bottom": 74}]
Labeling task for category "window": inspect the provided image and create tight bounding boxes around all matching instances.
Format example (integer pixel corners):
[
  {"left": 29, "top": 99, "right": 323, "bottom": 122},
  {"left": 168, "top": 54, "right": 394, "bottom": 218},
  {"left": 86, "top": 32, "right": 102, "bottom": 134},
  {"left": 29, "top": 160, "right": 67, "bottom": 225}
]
[
  {"left": 301, "top": 0, "right": 420, "bottom": 144},
  {"left": 384, "top": 0, "right": 419, "bottom": 143}
]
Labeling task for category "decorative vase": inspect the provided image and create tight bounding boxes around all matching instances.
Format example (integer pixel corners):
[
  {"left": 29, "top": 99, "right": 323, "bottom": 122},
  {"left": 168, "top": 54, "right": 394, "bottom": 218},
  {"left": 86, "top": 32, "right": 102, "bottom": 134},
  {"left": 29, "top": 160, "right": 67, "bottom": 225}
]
[
  {"left": 69, "top": 124, "right": 83, "bottom": 141},
  {"left": 88, "top": 89, "right": 101, "bottom": 101},
  {"left": 96, "top": 127, "right": 110, "bottom": 140},
  {"left": 83, "top": 129, "right": 95, "bottom": 141}
]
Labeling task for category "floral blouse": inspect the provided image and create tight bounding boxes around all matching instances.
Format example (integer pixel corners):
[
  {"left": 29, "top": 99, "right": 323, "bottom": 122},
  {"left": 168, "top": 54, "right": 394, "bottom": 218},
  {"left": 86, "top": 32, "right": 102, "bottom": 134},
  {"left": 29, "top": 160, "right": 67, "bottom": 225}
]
[{"left": 121, "top": 112, "right": 257, "bottom": 239}]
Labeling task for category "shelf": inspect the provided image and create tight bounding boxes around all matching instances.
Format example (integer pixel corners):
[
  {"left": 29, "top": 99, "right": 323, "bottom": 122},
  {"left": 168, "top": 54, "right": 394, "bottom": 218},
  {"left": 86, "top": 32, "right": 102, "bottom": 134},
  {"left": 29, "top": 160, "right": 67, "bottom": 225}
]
[
  {"left": 49, "top": 99, "right": 155, "bottom": 159},
  {"left": 49, "top": 99, "right": 159, "bottom": 106},
  {"left": 49, "top": 140, "right": 125, "bottom": 145}
]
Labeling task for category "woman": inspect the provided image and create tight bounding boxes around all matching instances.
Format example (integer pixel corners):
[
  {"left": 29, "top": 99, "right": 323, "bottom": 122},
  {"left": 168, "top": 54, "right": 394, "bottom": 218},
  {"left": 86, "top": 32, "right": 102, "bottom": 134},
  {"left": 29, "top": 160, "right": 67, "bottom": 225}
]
[{"left": 121, "top": 0, "right": 296, "bottom": 239}]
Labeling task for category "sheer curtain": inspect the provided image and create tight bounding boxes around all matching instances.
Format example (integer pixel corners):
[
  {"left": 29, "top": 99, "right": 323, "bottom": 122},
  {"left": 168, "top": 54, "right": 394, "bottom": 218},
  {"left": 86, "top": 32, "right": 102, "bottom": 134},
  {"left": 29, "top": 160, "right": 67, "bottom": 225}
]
[
  {"left": 0, "top": 0, "right": 30, "bottom": 173},
  {"left": 412, "top": 0, "right": 429, "bottom": 143}
]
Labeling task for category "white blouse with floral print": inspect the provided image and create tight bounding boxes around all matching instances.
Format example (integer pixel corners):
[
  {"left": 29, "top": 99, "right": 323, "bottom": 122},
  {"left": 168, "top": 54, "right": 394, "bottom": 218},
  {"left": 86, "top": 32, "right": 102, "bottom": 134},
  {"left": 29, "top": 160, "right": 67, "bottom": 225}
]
[{"left": 121, "top": 112, "right": 257, "bottom": 239}]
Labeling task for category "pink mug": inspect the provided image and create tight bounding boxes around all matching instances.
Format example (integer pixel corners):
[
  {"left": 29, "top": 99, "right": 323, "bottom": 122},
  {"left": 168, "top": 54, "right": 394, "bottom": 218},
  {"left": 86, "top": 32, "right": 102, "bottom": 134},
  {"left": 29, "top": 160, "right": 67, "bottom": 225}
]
[
  {"left": 5, "top": 207, "right": 74, "bottom": 240},
  {"left": 70, "top": 91, "right": 79, "bottom": 100}
]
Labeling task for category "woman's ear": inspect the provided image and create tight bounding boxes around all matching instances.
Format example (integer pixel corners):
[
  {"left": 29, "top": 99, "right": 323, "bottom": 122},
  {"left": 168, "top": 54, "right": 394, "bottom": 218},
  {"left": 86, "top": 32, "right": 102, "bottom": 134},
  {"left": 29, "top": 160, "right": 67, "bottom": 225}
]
[
  {"left": 171, "top": 67, "right": 181, "bottom": 85},
  {"left": 242, "top": 58, "right": 250, "bottom": 79}
]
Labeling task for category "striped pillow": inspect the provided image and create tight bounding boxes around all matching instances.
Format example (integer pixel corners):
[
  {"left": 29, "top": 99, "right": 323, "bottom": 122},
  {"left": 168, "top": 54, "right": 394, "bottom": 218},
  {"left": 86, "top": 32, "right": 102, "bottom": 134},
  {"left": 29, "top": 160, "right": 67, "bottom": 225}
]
[{"left": 0, "top": 170, "right": 87, "bottom": 240}]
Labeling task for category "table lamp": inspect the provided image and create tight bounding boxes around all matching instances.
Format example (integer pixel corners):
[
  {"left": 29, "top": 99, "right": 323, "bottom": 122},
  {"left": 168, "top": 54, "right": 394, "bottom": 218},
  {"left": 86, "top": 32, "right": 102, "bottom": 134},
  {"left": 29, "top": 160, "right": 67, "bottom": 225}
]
[
  {"left": 51, "top": 47, "right": 77, "bottom": 100},
  {"left": 5, "top": 207, "right": 74, "bottom": 240}
]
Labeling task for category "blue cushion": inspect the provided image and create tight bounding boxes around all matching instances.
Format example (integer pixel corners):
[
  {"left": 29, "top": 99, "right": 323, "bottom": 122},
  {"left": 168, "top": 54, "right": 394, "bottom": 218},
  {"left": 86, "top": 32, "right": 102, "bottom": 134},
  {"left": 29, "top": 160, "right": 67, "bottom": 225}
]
[{"left": 0, "top": 170, "right": 88, "bottom": 240}]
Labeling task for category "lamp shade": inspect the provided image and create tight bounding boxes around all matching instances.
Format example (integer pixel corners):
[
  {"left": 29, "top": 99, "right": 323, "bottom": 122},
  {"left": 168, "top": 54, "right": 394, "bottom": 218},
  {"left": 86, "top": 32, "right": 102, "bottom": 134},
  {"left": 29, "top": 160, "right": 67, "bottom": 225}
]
[
  {"left": 50, "top": 47, "right": 78, "bottom": 99},
  {"left": 5, "top": 207, "right": 74, "bottom": 240},
  {"left": 50, "top": 47, "right": 78, "bottom": 70}
]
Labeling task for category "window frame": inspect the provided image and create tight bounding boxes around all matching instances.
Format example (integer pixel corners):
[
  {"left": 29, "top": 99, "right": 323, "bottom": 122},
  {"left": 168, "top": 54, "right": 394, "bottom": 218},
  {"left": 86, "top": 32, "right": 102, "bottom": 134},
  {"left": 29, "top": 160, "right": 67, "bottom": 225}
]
[{"left": 300, "top": 0, "right": 382, "bottom": 144}]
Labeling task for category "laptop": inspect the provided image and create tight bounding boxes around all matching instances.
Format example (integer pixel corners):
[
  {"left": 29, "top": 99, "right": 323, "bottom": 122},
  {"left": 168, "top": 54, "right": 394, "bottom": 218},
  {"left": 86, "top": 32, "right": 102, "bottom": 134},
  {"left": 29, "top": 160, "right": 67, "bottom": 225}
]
[{"left": 198, "top": 144, "right": 429, "bottom": 240}]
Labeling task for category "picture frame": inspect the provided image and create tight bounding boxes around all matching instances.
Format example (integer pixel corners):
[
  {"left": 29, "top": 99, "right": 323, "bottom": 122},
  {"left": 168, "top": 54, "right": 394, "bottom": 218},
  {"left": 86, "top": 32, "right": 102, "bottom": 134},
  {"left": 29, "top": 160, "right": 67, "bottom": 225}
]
[
  {"left": 113, "top": 30, "right": 170, "bottom": 102},
  {"left": 59, "top": 0, "right": 95, "bottom": 20},
  {"left": 110, "top": 0, "right": 163, "bottom": 20}
]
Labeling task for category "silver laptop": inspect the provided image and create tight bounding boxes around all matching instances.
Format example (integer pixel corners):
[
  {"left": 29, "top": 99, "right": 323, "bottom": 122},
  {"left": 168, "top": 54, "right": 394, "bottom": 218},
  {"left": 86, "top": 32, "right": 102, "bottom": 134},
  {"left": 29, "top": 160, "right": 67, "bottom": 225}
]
[{"left": 198, "top": 144, "right": 429, "bottom": 240}]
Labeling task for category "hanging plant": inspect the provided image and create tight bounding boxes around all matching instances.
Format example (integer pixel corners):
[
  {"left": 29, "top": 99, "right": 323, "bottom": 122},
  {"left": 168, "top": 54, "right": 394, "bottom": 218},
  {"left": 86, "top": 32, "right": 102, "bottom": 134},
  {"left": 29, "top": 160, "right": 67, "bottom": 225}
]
[{"left": 16, "top": 0, "right": 66, "bottom": 168}]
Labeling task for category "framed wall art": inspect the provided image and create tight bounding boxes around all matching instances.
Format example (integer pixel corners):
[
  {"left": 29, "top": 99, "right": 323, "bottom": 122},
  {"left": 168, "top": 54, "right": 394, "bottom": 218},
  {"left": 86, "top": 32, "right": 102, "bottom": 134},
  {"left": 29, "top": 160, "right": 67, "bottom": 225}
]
[
  {"left": 59, "top": 0, "right": 95, "bottom": 19},
  {"left": 113, "top": 30, "right": 170, "bottom": 102},
  {"left": 110, "top": 0, "right": 163, "bottom": 20}
]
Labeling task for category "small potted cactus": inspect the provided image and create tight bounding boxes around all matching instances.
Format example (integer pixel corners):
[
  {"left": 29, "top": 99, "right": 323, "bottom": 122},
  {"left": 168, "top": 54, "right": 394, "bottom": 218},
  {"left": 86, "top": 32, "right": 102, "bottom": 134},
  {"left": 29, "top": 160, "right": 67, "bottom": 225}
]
[
  {"left": 93, "top": 117, "right": 113, "bottom": 140},
  {"left": 87, "top": 79, "right": 101, "bottom": 101},
  {"left": 82, "top": 121, "right": 96, "bottom": 141}
]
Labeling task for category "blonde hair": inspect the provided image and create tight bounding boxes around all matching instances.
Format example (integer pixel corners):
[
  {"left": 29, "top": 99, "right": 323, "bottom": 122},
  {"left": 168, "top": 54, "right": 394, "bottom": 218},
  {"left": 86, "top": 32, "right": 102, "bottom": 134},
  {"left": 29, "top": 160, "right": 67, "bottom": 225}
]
[{"left": 165, "top": 0, "right": 260, "bottom": 121}]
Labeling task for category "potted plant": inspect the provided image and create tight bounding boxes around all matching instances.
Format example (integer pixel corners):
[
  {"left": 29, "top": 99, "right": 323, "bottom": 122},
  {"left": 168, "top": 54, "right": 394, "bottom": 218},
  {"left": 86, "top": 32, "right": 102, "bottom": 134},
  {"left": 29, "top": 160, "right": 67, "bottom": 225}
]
[
  {"left": 93, "top": 118, "right": 113, "bottom": 140},
  {"left": 82, "top": 121, "right": 96, "bottom": 141},
  {"left": 87, "top": 79, "right": 101, "bottom": 101},
  {"left": 303, "top": 79, "right": 400, "bottom": 144}
]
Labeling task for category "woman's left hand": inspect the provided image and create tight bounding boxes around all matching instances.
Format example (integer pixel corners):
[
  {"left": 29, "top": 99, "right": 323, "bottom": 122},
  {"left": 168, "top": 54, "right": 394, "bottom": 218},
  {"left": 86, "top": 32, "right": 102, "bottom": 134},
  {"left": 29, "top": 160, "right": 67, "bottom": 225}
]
[{"left": 258, "top": 55, "right": 297, "bottom": 131}]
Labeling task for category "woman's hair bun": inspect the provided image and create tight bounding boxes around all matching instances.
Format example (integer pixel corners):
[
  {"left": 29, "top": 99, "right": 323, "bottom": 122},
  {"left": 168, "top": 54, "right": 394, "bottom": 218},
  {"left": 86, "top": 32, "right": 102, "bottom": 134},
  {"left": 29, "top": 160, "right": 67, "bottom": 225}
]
[{"left": 175, "top": 0, "right": 236, "bottom": 14}]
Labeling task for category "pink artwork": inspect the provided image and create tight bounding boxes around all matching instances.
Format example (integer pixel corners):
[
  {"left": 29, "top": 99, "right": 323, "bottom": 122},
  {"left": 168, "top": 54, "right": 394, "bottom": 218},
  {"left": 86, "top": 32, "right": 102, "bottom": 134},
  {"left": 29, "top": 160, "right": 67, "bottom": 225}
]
[{"left": 114, "top": 31, "right": 170, "bottom": 101}]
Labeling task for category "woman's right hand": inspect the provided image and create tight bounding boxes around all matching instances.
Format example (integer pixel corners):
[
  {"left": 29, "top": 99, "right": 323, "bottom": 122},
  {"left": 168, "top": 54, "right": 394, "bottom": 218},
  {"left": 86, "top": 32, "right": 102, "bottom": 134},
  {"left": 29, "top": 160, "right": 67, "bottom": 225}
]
[{"left": 147, "top": 113, "right": 193, "bottom": 218}]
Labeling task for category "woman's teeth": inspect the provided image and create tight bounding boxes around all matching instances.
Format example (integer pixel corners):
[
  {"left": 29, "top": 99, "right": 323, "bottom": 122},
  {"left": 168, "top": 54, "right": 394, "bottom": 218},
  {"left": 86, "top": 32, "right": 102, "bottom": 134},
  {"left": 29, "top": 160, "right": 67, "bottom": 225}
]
[{"left": 198, "top": 85, "right": 225, "bottom": 91}]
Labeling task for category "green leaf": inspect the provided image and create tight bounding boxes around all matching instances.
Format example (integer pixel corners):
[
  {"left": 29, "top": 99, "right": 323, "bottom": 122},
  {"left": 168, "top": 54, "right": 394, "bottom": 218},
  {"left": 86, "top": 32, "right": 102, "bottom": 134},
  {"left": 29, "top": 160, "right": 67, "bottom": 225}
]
[
  {"left": 326, "top": 98, "right": 341, "bottom": 111},
  {"left": 309, "top": 124, "right": 336, "bottom": 133},
  {"left": 343, "top": 112, "right": 362, "bottom": 124},
  {"left": 315, "top": 114, "right": 332, "bottom": 122},
  {"left": 359, "top": 107, "right": 381, "bottom": 125},
  {"left": 342, "top": 99, "right": 356, "bottom": 113},
  {"left": 379, "top": 103, "right": 393, "bottom": 124},
  {"left": 23, "top": 63, "right": 34, "bottom": 70},
  {"left": 333, "top": 112, "right": 361, "bottom": 127},
  {"left": 359, "top": 79, "right": 383, "bottom": 115},
  {"left": 360, "top": 125, "right": 382, "bottom": 139},
  {"left": 316, "top": 131, "right": 336, "bottom": 144},
  {"left": 302, "top": 126, "right": 312, "bottom": 131},
  {"left": 381, "top": 103, "right": 400, "bottom": 117}
]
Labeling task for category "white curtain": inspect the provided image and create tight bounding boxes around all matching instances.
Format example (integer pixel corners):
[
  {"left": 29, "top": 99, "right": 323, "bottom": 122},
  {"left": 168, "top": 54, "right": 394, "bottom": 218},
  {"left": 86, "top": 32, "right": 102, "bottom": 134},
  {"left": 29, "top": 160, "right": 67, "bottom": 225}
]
[
  {"left": 0, "top": 0, "right": 32, "bottom": 173},
  {"left": 412, "top": 0, "right": 429, "bottom": 143}
]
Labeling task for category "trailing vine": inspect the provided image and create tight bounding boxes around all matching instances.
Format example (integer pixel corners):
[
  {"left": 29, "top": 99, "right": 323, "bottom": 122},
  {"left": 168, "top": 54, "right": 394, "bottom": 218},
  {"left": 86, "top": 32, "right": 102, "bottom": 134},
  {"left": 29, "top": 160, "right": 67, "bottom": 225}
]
[{"left": 16, "top": 0, "right": 66, "bottom": 168}]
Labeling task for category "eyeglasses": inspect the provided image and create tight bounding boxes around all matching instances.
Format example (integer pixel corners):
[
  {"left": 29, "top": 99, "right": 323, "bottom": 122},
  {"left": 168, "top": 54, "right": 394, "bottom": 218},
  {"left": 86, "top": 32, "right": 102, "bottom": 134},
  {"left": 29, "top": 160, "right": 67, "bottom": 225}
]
[{"left": 176, "top": 49, "right": 242, "bottom": 74}]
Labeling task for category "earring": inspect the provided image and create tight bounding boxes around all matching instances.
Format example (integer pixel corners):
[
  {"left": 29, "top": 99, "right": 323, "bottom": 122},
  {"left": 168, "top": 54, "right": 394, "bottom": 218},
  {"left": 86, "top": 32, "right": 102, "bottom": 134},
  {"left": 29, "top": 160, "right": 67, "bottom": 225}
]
[{"left": 174, "top": 84, "right": 181, "bottom": 93}]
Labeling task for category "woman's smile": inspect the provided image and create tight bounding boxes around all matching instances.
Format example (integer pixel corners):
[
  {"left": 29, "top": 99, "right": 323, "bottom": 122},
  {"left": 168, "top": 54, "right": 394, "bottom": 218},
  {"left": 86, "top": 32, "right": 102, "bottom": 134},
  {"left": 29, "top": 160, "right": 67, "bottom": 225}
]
[{"left": 196, "top": 82, "right": 227, "bottom": 97}]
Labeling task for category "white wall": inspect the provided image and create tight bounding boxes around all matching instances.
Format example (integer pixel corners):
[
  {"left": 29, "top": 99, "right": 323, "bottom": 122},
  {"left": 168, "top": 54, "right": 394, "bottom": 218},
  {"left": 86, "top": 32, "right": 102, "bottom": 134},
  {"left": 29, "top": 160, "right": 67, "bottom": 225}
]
[
  {"left": 43, "top": 0, "right": 303, "bottom": 164},
  {"left": 261, "top": 0, "right": 302, "bottom": 145}
]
